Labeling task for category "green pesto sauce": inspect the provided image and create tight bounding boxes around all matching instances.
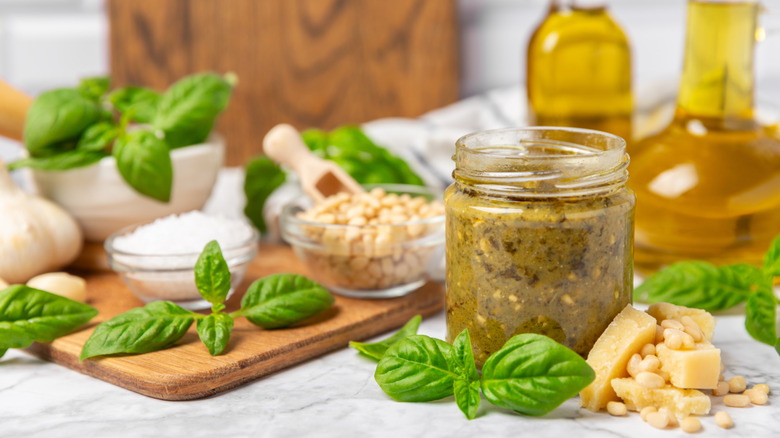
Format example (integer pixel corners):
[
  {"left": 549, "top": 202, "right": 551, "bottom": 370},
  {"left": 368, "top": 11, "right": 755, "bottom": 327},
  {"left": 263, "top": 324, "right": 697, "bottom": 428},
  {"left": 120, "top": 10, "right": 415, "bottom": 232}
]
[{"left": 444, "top": 183, "right": 635, "bottom": 366}]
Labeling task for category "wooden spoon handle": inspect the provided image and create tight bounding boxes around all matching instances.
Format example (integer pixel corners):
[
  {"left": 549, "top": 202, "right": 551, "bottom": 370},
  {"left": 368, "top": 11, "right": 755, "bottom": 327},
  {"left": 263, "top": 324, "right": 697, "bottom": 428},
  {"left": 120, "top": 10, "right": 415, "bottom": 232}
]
[
  {"left": 0, "top": 79, "right": 32, "bottom": 142},
  {"left": 263, "top": 123, "right": 321, "bottom": 174}
]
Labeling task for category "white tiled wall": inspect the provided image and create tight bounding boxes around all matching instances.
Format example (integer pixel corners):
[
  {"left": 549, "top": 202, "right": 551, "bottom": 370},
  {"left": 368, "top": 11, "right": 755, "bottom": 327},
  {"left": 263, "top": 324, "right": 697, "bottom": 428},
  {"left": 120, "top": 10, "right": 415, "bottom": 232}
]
[{"left": 1, "top": 0, "right": 780, "bottom": 161}]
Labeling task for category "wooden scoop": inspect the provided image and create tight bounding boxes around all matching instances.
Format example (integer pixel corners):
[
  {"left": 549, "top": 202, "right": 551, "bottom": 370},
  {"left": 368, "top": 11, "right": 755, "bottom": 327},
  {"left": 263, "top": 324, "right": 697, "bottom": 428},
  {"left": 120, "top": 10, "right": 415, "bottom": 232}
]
[
  {"left": 0, "top": 78, "right": 32, "bottom": 141},
  {"left": 263, "top": 123, "right": 365, "bottom": 202}
]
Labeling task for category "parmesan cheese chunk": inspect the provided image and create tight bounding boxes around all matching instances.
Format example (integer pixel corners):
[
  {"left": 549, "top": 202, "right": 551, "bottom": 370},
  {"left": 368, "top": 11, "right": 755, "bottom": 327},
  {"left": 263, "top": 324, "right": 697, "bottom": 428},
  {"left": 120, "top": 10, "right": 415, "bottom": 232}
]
[
  {"left": 580, "top": 304, "right": 657, "bottom": 411},
  {"left": 647, "top": 303, "right": 716, "bottom": 341},
  {"left": 611, "top": 377, "right": 711, "bottom": 418},
  {"left": 656, "top": 343, "right": 721, "bottom": 389}
]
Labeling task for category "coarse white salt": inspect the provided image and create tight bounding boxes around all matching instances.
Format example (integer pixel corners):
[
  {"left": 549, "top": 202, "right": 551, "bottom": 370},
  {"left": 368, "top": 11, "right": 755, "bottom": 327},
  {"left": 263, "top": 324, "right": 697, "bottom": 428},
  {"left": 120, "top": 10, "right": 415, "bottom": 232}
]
[{"left": 113, "top": 211, "right": 254, "bottom": 255}]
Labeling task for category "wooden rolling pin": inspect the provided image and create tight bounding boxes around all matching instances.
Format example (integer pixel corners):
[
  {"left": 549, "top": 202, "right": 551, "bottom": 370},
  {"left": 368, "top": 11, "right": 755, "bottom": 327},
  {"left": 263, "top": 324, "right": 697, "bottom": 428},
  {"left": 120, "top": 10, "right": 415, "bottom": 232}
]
[{"left": 0, "top": 78, "right": 32, "bottom": 141}]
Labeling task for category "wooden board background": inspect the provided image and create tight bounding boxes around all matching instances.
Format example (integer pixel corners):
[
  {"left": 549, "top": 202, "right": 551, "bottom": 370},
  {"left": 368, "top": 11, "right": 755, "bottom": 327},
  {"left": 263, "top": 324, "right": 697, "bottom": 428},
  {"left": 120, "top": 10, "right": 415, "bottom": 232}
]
[
  {"left": 26, "top": 244, "right": 444, "bottom": 400},
  {"left": 107, "top": 0, "right": 460, "bottom": 166}
]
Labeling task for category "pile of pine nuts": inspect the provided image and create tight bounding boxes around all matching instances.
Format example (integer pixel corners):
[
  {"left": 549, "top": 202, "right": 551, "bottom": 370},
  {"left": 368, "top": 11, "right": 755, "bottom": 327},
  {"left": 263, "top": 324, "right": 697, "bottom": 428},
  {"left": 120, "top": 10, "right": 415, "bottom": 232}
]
[{"left": 293, "top": 188, "right": 444, "bottom": 291}]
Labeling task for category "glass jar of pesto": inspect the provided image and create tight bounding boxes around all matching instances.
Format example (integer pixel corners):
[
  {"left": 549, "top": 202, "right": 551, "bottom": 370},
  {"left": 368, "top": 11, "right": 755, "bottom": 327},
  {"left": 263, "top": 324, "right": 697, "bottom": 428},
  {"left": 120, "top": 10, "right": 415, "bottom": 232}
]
[{"left": 445, "top": 127, "right": 634, "bottom": 366}]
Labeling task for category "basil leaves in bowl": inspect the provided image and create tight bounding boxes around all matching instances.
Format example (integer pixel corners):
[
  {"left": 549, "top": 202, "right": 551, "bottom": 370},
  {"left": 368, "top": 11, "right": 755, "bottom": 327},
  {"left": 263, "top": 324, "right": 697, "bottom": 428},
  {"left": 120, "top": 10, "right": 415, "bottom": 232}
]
[{"left": 9, "top": 72, "right": 235, "bottom": 241}]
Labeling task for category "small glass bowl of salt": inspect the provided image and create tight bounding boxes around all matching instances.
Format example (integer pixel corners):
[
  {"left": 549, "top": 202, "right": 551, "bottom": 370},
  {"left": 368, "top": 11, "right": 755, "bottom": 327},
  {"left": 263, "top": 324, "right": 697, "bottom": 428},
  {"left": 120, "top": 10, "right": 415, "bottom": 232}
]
[{"left": 105, "top": 211, "right": 258, "bottom": 310}]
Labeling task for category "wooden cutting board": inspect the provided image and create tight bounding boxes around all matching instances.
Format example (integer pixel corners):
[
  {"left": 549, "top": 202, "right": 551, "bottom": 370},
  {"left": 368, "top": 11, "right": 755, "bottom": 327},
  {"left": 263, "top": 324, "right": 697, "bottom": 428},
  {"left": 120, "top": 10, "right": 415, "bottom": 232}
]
[{"left": 25, "top": 244, "right": 444, "bottom": 401}]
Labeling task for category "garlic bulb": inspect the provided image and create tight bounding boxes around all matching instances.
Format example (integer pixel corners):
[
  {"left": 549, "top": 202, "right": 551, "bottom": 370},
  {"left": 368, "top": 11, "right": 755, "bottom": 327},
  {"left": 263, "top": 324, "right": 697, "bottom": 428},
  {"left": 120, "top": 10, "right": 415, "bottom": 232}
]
[{"left": 0, "top": 162, "right": 83, "bottom": 283}]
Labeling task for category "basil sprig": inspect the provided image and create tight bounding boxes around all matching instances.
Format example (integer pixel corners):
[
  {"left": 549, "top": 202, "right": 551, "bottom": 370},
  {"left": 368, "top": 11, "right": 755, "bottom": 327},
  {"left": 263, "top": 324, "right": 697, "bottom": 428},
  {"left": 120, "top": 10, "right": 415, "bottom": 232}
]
[
  {"left": 81, "top": 241, "right": 334, "bottom": 360},
  {"left": 0, "top": 285, "right": 98, "bottom": 357},
  {"left": 365, "top": 320, "right": 594, "bottom": 420},
  {"left": 12, "top": 72, "right": 234, "bottom": 203},
  {"left": 636, "top": 234, "right": 780, "bottom": 355}
]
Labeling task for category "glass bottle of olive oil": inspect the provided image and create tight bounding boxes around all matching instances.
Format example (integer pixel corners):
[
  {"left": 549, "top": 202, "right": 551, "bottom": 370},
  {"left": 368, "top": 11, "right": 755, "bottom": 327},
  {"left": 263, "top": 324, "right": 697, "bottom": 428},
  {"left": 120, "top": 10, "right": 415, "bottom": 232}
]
[
  {"left": 632, "top": 0, "right": 780, "bottom": 271},
  {"left": 526, "top": 0, "right": 632, "bottom": 142}
]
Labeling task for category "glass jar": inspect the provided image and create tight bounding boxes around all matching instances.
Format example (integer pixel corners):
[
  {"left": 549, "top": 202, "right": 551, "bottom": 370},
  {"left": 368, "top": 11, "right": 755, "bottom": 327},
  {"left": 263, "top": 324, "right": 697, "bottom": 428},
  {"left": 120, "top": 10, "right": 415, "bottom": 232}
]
[{"left": 444, "top": 127, "right": 635, "bottom": 366}]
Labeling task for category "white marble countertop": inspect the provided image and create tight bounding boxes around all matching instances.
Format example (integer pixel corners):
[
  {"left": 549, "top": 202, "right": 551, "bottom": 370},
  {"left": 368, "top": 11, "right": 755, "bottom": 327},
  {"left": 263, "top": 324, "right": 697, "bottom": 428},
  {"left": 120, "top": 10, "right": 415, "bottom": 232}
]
[{"left": 1, "top": 307, "right": 777, "bottom": 438}]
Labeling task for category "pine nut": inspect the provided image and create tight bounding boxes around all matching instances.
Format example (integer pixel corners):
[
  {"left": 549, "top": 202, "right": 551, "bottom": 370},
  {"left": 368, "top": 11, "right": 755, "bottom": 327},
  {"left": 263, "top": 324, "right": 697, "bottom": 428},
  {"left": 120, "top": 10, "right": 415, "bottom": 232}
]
[
  {"left": 640, "top": 343, "right": 656, "bottom": 358},
  {"left": 715, "top": 411, "right": 733, "bottom": 429},
  {"left": 661, "top": 319, "right": 685, "bottom": 331},
  {"left": 607, "top": 401, "right": 627, "bottom": 416},
  {"left": 723, "top": 394, "right": 750, "bottom": 407},
  {"left": 659, "top": 407, "right": 678, "bottom": 427},
  {"left": 636, "top": 371, "right": 666, "bottom": 389},
  {"left": 655, "top": 324, "right": 665, "bottom": 344},
  {"left": 728, "top": 375, "right": 747, "bottom": 393},
  {"left": 680, "top": 416, "right": 701, "bottom": 433},
  {"left": 664, "top": 329, "right": 683, "bottom": 350},
  {"left": 712, "top": 381, "right": 730, "bottom": 397},
  {"left": 640, "top": 406, "right": 657, "bottom": 421},
  {"left": 744, "top": 388, "right": 768, "bottom": 405},
  {"left": 646, "top": 411, "right": 670, "bottom": 429},
  {"left": 752, "top": 383, "right": 770, "bottom": 394},
  {"left": 627, "top": 353, "right": 643, "bottom": 377},
  {"left": 639, "top": 354, "right": 660, "bottom": 373}
]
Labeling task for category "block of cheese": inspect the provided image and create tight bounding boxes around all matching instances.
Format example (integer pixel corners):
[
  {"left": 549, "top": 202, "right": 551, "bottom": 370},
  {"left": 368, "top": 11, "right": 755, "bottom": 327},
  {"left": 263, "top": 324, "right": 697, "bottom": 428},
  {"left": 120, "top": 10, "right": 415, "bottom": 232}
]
[
  {"left": 656, "top": 343, "right": 720, "bottom": 389},
  {"left": 580, "top": 304, "right": 657, "bottom": 411},
  {"left": 647, "top": 303, "right": 715, "bottom": 341},
  {"left": 612, "top": 377, "right": 711, "bottom": 418}
]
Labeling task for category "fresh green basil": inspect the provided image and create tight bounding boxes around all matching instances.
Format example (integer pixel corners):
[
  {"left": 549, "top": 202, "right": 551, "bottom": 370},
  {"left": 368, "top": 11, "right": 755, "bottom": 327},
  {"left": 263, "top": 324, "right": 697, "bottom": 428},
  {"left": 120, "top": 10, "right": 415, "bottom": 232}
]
[
  {"left": 236, "top": 273, "right": 334, "bottom": 329},
  {"left": 196, "top": 313, "right": 234, "bottom": 356},
  {"left": 80, "top": 301, "right": 195, "bottom": 360},
  {"left": 8, "top": 149, "right": 107, "bottom": 171},
  {"left": 763, "top": 235, "right": 780, "bottom": 278},
  {"left": 481, "top": 333, "right": 595, "bottom": 416},
  {"left": 243, "top": 156, "right": 286, "bottom": 233},
  {"left": 152, "top": 73, "right": 233, "bottom": 148},
  {"left": 0, "top": 348, "right": 7, "bottom": 359},
  {"left": 195, "top": 240, "right": 232, "bottom": 307},
  {"left": 77, "top": 121, "right": 118, "bottom": 152},
  {"left": 745, "top": 286, "right": 778, "bottom": 346},
  {"left": 78, "top": 76, "right": 110, "bottom": 101},
  {"left": 349, "top": 315, "right": 422, "bottom": 361},
  {"left": 452, "top": 329, "right": 480, "bottom": 419},
  {"left": 113, "top": 129, "right": 173, "bottom": 202},
  {"left": 374, "top": 335, "right": 458, "bottom": 402},
  {"left": 108, "top": 86, "right": 160, "bottom": 124},
  {"left": 634, "top": 261, "right": 759, "bottom": 311},
  {"left": 24, "top": 88, "right": 104, "bottom": 156},
  {"left": 0, "top": 285, "right": 98, "bottom": 350}
]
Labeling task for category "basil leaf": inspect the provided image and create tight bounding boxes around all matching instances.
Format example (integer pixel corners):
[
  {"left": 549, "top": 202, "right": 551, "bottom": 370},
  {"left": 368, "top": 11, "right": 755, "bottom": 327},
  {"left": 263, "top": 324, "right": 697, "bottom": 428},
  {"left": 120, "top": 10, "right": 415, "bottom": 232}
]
[
  {"left": 374, "top": 335, "right": 458, "bottom": 402},
  {"left": 237, "top": 273, "right": 334, "bottom": 329},
  {"left": 243, "top": 156, "right": 286, "bottom": 233},
  {"left": 349, "top": 315, "right": 422, "bottom": 361},
  {"left": 194, "top": 240, "right": 232, "bottom": 306},
  {"left": 0, "top": 285, "right": 98, "bottom": 349},
  {"left": 635, "top": 261, "right": 757, "bottom": 311},
  {"left": 78, "top": 76, "right": 110, "bottom": 101},
  {"left": 196, "top": 313, "right": 234, "bottom": 356},
  {"left": 113, "top": 129, "right": 173, "bottom": 202},
  {"left": 745, "top": 285, "right": 778, "bottom": 346},
  {"left": 152, "top": 73, "right": 233, "bottom": 148},
  {"left": 108, "top": 86, "right": 161, "bottom": 124},
  {"left": 451, "top": 329, "right": 480, "bottom": 419},
  {"left": 454, "top": 378, "right": 481, "bottom": 420},
  {"left": 24, "top": 88, "right": 103, "bottom": 156},
  {"left": 80, "top": 301, "right": 195, "bottom": 360},
  {"left": 77, "top": 121, "right": 118, "bottom": 152},
  {"left": 480, "top": 333, "right": 595, "bottom": 416},
  {"left": 8, "top": 149, "right": 107, "bottom": 171},
  {"left": 764, "top": 235, "right": 780, "bottom": 278},
  {"left": 0, "top": 348, "right": 6, "bottom": 359}
]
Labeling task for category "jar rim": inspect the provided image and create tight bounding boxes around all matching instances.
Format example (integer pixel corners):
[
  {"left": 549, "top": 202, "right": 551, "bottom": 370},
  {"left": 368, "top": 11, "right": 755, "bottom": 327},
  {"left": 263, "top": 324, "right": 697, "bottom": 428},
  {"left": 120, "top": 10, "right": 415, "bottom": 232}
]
[{"left": 453, "top": 127, "right": 629, "bottom": 198}]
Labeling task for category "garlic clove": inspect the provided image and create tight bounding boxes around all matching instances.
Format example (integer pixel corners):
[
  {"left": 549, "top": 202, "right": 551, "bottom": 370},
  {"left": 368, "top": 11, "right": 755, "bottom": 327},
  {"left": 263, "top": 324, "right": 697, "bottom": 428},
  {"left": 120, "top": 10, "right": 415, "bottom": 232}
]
[{"left": 27, "top": 272, "right": 87, "bottom": 303}]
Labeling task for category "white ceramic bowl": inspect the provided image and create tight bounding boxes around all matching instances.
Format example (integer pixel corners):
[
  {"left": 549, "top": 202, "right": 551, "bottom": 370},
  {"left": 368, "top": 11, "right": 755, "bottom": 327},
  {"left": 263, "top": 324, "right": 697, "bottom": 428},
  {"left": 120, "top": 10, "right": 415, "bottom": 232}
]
[{"left": 32, "top": 135, "right": 224, "bottom": 242}]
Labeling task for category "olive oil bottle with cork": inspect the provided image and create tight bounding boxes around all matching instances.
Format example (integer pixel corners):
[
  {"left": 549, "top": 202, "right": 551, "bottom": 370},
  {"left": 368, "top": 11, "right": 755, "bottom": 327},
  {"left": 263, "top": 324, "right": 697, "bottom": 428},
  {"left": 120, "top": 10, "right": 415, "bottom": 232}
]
[
  {"left": 526, "top": 0, "right": 632, "bottom": 142},
  {"left": 631, "top": 0, "right": 780, "bottom": 271}
]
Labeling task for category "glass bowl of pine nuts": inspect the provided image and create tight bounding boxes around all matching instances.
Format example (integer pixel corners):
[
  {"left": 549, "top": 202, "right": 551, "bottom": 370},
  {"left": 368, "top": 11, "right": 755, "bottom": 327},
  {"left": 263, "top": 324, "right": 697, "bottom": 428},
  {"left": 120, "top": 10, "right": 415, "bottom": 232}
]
[{"left": 280, "top": 184, "right": 445, "bottom": 298}]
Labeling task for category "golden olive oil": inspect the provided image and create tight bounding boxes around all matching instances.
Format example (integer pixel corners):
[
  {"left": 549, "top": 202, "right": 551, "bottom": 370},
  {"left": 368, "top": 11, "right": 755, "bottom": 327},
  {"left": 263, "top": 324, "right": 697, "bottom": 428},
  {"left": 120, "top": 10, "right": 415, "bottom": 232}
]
[
  {"left": 526, "top": 1, "right": 632, "bottom": 142},
  {"left": 631, "top": 1, "right": 780, "bottom": 271}
]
